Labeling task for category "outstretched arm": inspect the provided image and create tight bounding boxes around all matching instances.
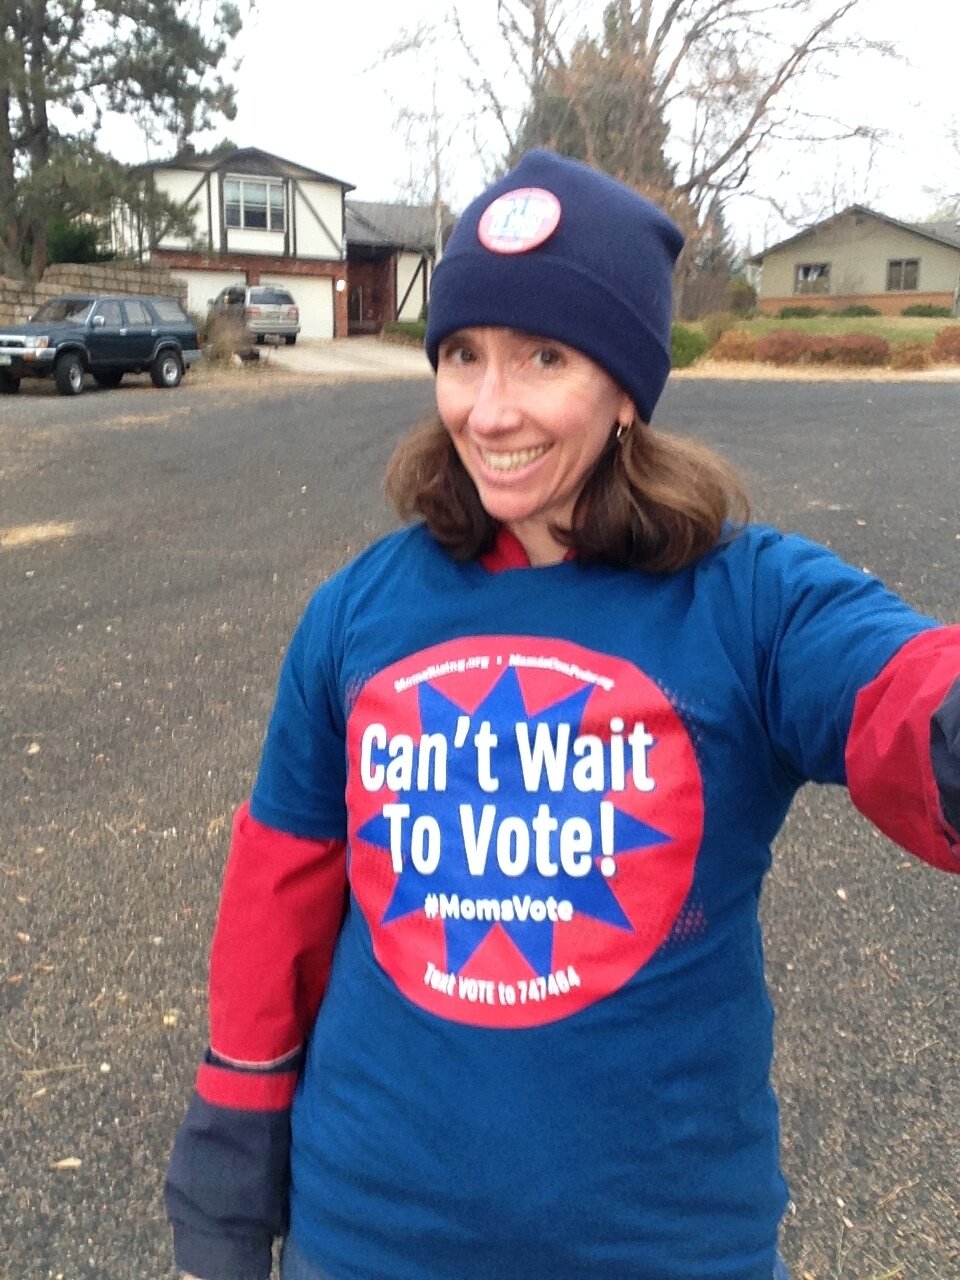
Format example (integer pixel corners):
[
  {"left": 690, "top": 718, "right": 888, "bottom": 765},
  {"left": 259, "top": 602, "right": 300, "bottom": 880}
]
[
  {"left": 751, "top": 531, "right": 959, "bottom": 871},
  {"left": 846, "top": 627, "right": 960, "bottom": 870}
]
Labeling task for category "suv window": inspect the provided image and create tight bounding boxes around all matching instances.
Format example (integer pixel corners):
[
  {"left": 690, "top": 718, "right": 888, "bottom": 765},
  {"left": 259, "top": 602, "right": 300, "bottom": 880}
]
[
  {"left": 249, "top": 287, "right": 295, "bottom": 305},
  {"left": 123, "top": 299, "right": 152, "bottom": 325},
  {"left": 151, "top": 297, "right": 190, "bottom": 322},
  {"left": 94, "top": 301, "right": 123, "bottom": 326},
  {"left": 33, "top": 297, "right": 94, "bottom": 322}
]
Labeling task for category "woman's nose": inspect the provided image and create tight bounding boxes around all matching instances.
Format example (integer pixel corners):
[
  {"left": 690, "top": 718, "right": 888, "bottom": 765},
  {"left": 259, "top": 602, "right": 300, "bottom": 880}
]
[{"left": 467, "top": 362, "right": 522, "bottom": 435}]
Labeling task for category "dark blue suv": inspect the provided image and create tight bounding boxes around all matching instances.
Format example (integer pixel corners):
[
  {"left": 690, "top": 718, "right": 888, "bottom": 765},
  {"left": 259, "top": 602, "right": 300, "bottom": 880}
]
[{"left": 0, "top": 294, "right": 202, "bottom": 396}]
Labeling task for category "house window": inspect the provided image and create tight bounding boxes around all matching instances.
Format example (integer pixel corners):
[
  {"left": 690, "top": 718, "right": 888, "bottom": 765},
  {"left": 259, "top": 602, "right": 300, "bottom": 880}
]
[
  {"left": 224, "top": 178, "right": 285, "bottom": 232},
  {"left": 887, "top": 258, "right": 919, "bottom": 291},
  {"left": 794, "top": 263, "right": 830, "bottom": 295}
]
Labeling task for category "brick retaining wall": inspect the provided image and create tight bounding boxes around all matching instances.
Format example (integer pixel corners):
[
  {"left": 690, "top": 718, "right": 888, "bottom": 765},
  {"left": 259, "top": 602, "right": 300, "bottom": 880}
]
[{"left": 0, "top": 262, "right": 188, "bottom": 326}]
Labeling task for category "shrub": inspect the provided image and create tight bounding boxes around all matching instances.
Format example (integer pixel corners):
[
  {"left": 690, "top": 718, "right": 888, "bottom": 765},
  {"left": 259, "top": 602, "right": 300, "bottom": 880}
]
[
  {"left": 671, "top": 323, "right": 710, "bottom": 368},
  {"left": 806, "top": 335, "right": 836, "bottom": 365},
  {"left": 901, "top": 303, "right": 953, "bottom": 318},
  {"left": 837, "top": 304, "right": 881, "bottom": 317},
  {"left": 48, "top": 217, "right": 112, "bottom": 265},
  {"left": 710, "top": 328, "right": 756, "bottom": 362},
  {"left": 931, "top": 326, "right": 960, "bottom": 362},
  {"left": 700, "top": 311, "right": 739, "bottom": 347},
  {"left": 831, "top": 333, "right": 890, "bottom": 366},
  {"left": 724, "top": 276, "right": 757, "bottom": 316},
  {"left": 778, "top": 304, "right": 823, "bottom": 319},
  {"left": 382, "top": 320, "right": 426, "bottom": 344},
  {"left": 888, "top": 341, "right": 933, "bottom": 371},
  {"left": 754, "top": 329, "right": 810, "bottom": 364},
  {"left": 189, "top": 309, "right": 210, "bottom": 342},
  {"left": 204, "top": 314, "right": 253, "bottom": 364},
  {"left": 754, "top": 330, "right": 891, "bottom": 367}
]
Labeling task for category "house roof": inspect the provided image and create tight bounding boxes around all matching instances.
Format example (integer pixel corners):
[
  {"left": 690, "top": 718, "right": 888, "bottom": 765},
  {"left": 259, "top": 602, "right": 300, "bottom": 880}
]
[
  {"left": 140, "top": 146, "right": 355, "bottom": 191},
  {"left": 749, "top": 205, "right": 960, "bottom": 263},
  {"left": 345, "top": 200, "right": 454, "bottom": 252},
  {"left": 919, "top": 219, "right": 960, "bottom": 250}
]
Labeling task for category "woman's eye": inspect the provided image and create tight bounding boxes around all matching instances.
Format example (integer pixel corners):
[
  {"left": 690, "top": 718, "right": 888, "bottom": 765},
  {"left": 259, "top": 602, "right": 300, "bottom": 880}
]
[
  {"left": 440, "top": 343, "right": 475, "bottom": 365},
  {"left": 533, "top": 347, "right": 562, "bottom": 368}
]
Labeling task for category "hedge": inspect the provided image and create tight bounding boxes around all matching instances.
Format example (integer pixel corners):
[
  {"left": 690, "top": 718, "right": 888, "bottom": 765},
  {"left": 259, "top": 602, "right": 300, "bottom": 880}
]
[
  {"left": 711, "top": 329, "right": 756, "bottom": 361},
  {"left": 382, "top": 320, "right": 427, "bottom": 343},
  {"left": 671, "top": 324, "right": 710, "bottom": 368},
  {"left": 932, "top": 326, "right": 960, "bottom": 362},
  {"left": 901, "top": 303, "right": 953, "bottom": 318},
  {"left": 888, "top": 342, "right": 933, "bottom": 371},
  {"left": 754, "top": 330, "right": 890, "bottom": 366},
  {"left": 754, "top": 329, "right": 809, "bottom": 364},
  {"left": 777, "top": 305, "right": 824, "bottom": 319}
]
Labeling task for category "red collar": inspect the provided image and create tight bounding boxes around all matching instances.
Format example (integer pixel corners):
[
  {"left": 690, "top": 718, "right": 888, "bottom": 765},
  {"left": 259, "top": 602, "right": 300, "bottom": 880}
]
[{"left": 479, "top": 527, "right": 576, "bottom": 572}]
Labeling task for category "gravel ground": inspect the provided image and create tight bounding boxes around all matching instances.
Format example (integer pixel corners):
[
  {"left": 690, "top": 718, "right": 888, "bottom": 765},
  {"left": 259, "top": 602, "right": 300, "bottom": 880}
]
[{"left": 0, "top": 373, "right": 957, "bottom": 1280}]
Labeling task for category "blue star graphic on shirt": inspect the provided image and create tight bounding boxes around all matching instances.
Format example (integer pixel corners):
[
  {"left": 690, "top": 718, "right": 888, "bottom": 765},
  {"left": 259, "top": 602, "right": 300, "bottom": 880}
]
[{"left": 357, "top": 666, "right": 671, "bottom": 976}]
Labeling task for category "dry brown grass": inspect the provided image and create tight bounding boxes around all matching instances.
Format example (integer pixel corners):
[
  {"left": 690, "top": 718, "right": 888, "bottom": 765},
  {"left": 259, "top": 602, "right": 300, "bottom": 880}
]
[{"left": 203, "top": 315, "right": 254, "bottom": 365}]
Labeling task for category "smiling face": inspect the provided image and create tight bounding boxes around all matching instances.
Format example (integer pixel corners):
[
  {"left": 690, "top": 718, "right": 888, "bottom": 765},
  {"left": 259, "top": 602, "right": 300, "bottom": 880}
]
[{"left": 435, "top": 327, "right": 634, "bottom": 565}]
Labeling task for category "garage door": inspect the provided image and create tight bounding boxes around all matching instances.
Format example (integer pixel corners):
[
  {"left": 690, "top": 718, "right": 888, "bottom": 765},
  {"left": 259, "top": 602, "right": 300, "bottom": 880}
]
[
  {"left": 179, "top": 269, "right": 246, "bottom": 317},
  {"left": 260, "top": 276, "right": 333, "bottom": 340}
]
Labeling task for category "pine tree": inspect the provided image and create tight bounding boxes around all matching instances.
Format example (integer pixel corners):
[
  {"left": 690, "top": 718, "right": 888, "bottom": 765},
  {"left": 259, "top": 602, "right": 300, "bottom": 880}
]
[{"left": 0, "top": 0, "right": 244, "bottom": 277}]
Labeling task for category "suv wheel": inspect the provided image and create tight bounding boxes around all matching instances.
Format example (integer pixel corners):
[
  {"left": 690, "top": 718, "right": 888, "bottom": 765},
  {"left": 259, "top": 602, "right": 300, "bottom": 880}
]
[
  {"left": 284, "top": 335, "right": 297, "bottom": 346},
  {"left": 0, "top": 369, "right": 20, "bottom": 394},
  {"left": 150, "top": 349, "right": 183, "bottom": 389},
  {"left": 54, "top": 352, "right": 85, "bottom": 396},
  {"left": 93, "top": 368, "right": 123, "bottom": 388}
]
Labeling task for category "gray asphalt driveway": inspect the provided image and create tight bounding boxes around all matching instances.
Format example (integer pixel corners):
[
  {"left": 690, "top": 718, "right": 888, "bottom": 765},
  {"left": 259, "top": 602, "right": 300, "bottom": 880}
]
[{"left": 1, "top": 376, "right": 957, "bottom": 1280}]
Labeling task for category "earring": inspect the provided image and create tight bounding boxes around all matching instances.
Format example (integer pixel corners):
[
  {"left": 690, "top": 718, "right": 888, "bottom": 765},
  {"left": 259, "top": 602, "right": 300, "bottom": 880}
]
[{"left": 615, "top": 420, "right": 631, "bottom": 443}]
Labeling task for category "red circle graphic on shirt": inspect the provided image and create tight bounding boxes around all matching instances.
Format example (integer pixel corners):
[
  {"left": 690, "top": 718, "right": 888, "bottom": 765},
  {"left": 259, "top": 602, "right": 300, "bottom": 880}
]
[{"left": 347, "top": 636, "right": 704, "bottom": 1028}]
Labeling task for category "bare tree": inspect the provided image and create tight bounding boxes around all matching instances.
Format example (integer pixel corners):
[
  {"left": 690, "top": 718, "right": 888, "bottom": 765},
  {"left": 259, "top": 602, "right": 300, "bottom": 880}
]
[
  {"left": 376, "top": 24, "right": 462, "bottom": 265},
  {"left": 919, "top": 121, "right": 960, "bottom": 224},
  {"left": 393, "top": 78, "right": 456, "bottom": 265},
  {"left": 443, "top": 1, "right": 893, "bottom": 310}
]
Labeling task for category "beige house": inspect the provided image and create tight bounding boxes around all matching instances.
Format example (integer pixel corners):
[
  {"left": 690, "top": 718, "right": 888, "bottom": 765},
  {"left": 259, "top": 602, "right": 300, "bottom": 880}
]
[{"left": 750, "top": 206, "right": 960, "bottom": 315}]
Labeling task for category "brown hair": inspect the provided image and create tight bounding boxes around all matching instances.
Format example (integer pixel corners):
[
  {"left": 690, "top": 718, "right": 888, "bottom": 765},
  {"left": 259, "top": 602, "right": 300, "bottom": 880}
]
[{"left": 384, "top": 411, "right": 750, "bottom": 573}]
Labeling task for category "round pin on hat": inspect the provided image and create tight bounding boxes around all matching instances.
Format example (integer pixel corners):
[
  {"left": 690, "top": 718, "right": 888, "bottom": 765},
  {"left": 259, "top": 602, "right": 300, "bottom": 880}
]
[{"left": 477, "top": 187, "right": 561, "bottom": 254}]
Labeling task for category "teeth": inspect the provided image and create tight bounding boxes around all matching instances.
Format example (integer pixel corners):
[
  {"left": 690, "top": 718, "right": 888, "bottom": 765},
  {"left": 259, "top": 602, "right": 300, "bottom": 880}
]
[{"left": 480, "top": 445, "right": 549, "bottom": 471}]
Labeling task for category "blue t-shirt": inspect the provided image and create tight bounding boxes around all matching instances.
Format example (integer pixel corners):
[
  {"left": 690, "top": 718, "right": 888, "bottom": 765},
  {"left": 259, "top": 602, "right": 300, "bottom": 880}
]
[{"left": 250, "top": 523, "right": 934, "bottom": 1280}]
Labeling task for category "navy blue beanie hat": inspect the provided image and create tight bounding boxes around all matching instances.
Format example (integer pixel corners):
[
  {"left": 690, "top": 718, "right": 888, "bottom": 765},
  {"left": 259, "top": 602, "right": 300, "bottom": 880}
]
[{"left": 425, "top": 149, "right": 684, "bottom": 424}]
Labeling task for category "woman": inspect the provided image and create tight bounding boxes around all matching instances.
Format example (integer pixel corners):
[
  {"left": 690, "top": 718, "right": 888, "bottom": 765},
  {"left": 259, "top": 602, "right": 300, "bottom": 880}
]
[{"left": 166, "top": 150, "right": 959, "bottom": 1280}]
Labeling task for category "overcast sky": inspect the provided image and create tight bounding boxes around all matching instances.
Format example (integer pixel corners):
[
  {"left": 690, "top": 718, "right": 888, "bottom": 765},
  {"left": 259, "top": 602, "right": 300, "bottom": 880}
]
[{"left": 103, "top": 0, "right": 959, "bottom": 250}]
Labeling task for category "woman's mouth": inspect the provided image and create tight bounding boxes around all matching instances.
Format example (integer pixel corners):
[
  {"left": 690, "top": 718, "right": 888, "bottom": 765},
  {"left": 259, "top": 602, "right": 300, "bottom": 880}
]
[{"left": 479, "top": 444, "right": 550, "bottom": 472}]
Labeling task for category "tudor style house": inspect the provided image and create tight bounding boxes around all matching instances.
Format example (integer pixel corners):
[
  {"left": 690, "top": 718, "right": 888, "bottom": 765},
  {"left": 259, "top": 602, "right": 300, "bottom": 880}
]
[
  {"left": 138, "top": 147, "right": 353, "bottom": 338},
  {"left": 127, "top": 146, "right": 449, "bottom": 340},
  {"left": 750, "top": 206, "right": 960, "bottom": 316}
]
